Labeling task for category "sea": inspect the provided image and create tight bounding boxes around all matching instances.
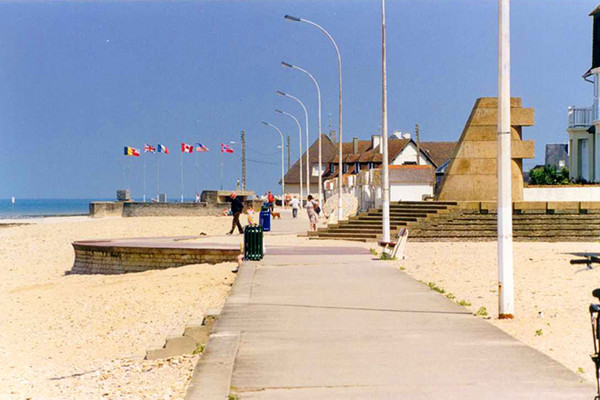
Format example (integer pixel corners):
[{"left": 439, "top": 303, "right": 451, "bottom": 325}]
[
  {"left": 0, "top": 198, "right": 106, "bottom": 219},
  {"left": 0, "top": 198, "right": 200, "bottom": 219}
]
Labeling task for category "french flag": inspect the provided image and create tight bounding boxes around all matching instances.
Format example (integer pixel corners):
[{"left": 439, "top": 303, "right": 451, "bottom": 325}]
[
  {"left": 181, "top": 143, "right": 194, "bottom": 153},
  {"left": 157, "top": 144, "right": 169, "bottom": 154}
]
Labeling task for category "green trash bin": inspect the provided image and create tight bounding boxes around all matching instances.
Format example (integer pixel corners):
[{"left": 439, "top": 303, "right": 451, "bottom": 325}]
[{"left": 244, "top": 225, "right": 263, "bottom": 261}]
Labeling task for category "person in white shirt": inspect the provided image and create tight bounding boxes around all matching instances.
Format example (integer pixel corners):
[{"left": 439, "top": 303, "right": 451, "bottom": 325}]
[{"left": 290, "top": 196, "right": 300, "bottom": 218}]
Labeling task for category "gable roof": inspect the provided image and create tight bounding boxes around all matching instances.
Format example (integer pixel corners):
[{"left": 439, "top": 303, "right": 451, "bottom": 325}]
[
  {"left": 418, "top": 142, "right": 456, "bottom": 167},
  {"left": 283, "top": 134, "right": 336, "bottom": 184}
]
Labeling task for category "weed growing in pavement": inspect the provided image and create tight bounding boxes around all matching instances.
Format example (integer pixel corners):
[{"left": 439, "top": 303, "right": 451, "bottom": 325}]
[
  {"left": 458, "top": 299, "right": 471, "bottom": 307},
  {"left": 193, "top": 344, "right": 205, "bottom": 355},
  {"left": 535, "top": 329, "right": 543, "bottom": 336},
  {"left": 369, "top": 248, "right": 378, "bottom": 256},
  {"left": 380, "top": 252, "right": 396, "bottom": 261},
  {"left": 446, "top": 292, "right": 456, "bottom": 300},
  {"left": 578, "top": 367, "right": 585, "bottom": 374}
]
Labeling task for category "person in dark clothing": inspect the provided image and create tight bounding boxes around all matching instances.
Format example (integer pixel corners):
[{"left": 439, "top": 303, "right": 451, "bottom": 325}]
[{"left": 227, "top": 192, "right": 244, "bottom": 234}]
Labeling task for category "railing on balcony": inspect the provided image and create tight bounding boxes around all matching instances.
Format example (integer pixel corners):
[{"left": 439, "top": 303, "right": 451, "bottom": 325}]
[{"left": 567, "top": 106, "right": 594, "bottom": 128}]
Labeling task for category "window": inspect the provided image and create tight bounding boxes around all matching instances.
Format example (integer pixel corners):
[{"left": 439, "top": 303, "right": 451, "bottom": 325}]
[
  {"left": 329, "top": 163, "right": 336, "bottom": 172},
  {"left": 342, "top": 164, "right": 348, "bottom": 173},
  {"left": 354, "top": 163, "right": 360, "bottom": 173},
  {"left": 368, "top": 162, "right": 374, "bottom": 170},
  {"left": 312, "top": 163, "right": 320, "bottom": 177}
]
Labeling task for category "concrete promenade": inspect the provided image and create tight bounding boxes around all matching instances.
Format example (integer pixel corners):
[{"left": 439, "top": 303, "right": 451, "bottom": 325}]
[{"left": 187, "top": 212, "right": 593, "bottom": 399}]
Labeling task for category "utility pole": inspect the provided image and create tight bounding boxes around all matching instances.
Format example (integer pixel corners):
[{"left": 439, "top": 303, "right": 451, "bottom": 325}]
[
  {"left": 287, "top": 135, "right": 291, "bottom": 171},
  {"left": 415, "top": 123, "right": 421, "bottom": 165},
  {"left": 241, "top": 130, "right": 246, "bottom": 191}
]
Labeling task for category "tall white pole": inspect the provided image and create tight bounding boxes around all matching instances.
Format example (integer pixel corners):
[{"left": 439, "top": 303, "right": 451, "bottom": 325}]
[
  {"left": 143, "top": 156, "right": 147, "bottom": 202},
  {"left": 156, "top": 155, "right": 159, "bottom": 200},
  {"left": 180, "top": 149, "right": 184, "bottom": 202},
  {"left": 276, "top": 109, "right": 303, "bottom": 206},
  {"left": 381, "top": 0, "right": 391, "bottom": 245},
  {"left": 498, "top": 0, "right": 514, "bottom": 319},
  {"left": 284, "top": 15, "right": 343, "bottom": 221}
]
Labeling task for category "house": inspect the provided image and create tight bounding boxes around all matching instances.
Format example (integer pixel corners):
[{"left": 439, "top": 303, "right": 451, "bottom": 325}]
[
  {"left": 282, "top": 132, "right": 455, "bottom": 200},
  {"left": 545, "top": 144, "right": 568, "bottom": 169},
  {"left": 566, "top": 4, "right": 600, "bottom": 182}
]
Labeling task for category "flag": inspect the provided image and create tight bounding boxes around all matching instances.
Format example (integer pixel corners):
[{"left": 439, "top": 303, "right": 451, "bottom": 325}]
[
  {"left": 196, "top": 143, "right": 209, "bottom": 152},
  {"left": 144, "top": 144, "right": 156, "bottom": 153},
  {"left": 181, "top": 143, "right": 194, "bottom": 153},
  {"left": 157, "top": 144, "right": 169, "bottom": 154},
  {"left": 124, "top": 146, "right": 140, "bottom": 157},
  {"left": 221, "top": 143, "right": 234, "bottom": 153}
]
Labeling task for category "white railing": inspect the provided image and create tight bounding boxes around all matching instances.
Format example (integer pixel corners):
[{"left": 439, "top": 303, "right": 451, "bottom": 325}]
[{"left": 567, "top": 106, "right": 593, "bottom": 128}]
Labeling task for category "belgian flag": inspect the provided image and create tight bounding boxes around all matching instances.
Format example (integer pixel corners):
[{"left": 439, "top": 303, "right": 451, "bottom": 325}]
[{"left": 124, "top": 146, "right": 140, "bottom": 157}]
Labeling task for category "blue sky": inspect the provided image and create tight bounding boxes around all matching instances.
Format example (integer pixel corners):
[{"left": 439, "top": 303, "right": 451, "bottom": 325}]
[{"left": 0, "top": 0, "right": 596, "bottom": 199}]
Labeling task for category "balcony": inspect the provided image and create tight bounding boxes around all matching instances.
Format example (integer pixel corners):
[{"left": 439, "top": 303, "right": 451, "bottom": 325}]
[{"left": 567, "top": 106, "right": 594, "bottom": 129}]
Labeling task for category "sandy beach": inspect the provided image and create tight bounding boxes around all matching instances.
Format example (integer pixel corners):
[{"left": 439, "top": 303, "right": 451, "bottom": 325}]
[
  {"left": 0, "top": 215, "right": 246, "bottom": 399},
  {"left": 401, "top": 241, "right": 600, "bottom": 384}
]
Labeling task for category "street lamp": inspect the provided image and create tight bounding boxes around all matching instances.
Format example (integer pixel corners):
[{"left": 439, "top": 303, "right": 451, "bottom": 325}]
[
  {"left": 275, "top": 109, "right": 304, "bottom": 206},
  {"left": 261, "top": 121, "right": 285, "bottom": 198},
  {"left": 281, "top": 61, "right": 323, "bottom": 205},
  {"left": 285, "top": 14, "right": 343, "bottom": 221},
  {"left": 276, "top": 90, "right": 310, "bottom": 199},
  {"left": 381, "top": 0, "right": 391, "bottom": 246}
]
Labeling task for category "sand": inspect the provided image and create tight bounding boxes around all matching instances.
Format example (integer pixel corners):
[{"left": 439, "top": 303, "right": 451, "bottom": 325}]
[
  {"left": 401, "top": 241, "right": 600, "bottom": 383},
  {"left": 0, "top": 215, "right": 243, "bottom": 399}
]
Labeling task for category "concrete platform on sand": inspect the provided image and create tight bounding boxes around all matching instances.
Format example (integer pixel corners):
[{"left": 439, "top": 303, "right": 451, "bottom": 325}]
[{"left": 70, "top": 236, "right": 241, "bottom": 274}]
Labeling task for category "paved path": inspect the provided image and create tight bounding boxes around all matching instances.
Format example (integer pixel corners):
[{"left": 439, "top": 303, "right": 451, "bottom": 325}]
[{"left": 187, "top": 211, "right": 593, "bottom": 399}]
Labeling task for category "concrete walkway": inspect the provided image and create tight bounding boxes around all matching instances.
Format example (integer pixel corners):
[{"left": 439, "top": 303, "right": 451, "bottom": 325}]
[{"left": 187, "top": 212, "right": 593, "bottom": 399}]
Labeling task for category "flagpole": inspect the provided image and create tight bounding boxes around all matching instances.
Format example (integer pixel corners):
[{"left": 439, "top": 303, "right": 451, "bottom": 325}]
[
  {"left": 143, "top": 156, "right": 146, "bottom": 202},
  {"left": 180, "top": 149, "right": 184, "bottom": 202},
  {"left": 156, "top": 155, "right": 160, "bottom": 201},
  {"left": 220, "top": 150, "right": 224, "bottom": 190}
]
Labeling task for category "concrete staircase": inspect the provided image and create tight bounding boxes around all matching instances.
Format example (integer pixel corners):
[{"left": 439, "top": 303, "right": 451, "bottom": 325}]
[
  {"left": 310, "top": 201, "right": 600, "bottom": 242},
  {"left": 308, "top": 201, "right": 458, "bottom": 242}
]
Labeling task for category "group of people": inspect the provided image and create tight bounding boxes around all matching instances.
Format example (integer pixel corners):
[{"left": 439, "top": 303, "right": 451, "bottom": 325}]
[{"left": 226, "top": 190, "right": 322, "bottom": 234}]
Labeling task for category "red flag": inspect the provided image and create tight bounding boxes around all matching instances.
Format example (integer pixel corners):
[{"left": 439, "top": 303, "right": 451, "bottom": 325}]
[
  {"left": 181, "top": 143, "right": 194, "bottom": 153},
  {"left": 220, "top": 143, "right": 234, "bottom": 153}
]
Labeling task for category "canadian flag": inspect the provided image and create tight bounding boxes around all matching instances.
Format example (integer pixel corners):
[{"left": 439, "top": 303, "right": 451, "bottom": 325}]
[{"left": 181, "top": 143, "right": 194, "bottom": 153}]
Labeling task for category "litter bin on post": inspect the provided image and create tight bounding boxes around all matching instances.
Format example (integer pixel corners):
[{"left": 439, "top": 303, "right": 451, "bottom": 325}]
[
  {"left": 244, "top": 225, "right": 263, "bottom": 260},
  {"left": 259, "top": 203, "right": 271, "bottom": 232}
]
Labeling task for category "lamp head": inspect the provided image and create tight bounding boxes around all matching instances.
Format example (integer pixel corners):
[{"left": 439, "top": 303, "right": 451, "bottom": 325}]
[
  {"left": 276, "top": 90, "right": 286, "bottom": 96},
  {"left": 261, "top": 121, "right": 269, "bottom": 126},
  {"left": 281, "top": 61, "right": 293, "bottom": 68},
  {"left": 275, "top": 109, "right": 283, "bottom": 114},
  {"left": 284, "top": 15, "right": 301, "bottom": 22}
]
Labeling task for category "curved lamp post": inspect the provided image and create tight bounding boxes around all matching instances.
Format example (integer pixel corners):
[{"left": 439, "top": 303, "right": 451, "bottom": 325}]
[
  {"left": 281, "top": 61, "right": 323, "bottom": 205},
  {"left": 275, "top": 109, "right": 304, "bottom": 206},
  {"left": 261, "top": 121, "right": 285, "bottom": 198},
  {"left": 276, "top": 90, "right": 310, "bottom": 199},
  {"left": 285, "top": 14, "right": 343, "bottom": 220}
]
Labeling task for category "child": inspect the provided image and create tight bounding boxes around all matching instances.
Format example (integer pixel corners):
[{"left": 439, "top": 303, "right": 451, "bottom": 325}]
[{"left": 246, "top": 205, "right": 255, "bottom": 225}]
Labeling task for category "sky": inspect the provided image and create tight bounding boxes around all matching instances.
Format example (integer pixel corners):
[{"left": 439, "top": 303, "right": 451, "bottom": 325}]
[{"left": 0, "top": 0, "right": 597, "bottom": 199}]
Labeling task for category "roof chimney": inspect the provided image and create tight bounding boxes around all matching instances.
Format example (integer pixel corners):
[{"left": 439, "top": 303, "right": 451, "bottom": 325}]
[
  {"left": 329, "top": 129, "right": 336, "bottom": 143},
  {"left": 352, "top": 137, "right": 359, "bottom": 154},
  {"left": 371, "top": 135, "right": 381, "bottom": 153}
]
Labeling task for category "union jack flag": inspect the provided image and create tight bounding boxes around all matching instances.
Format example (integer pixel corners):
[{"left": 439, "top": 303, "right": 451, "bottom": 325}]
[
  {"left": 143, "top": 144, "right": 156, "bottom": 153},
  {"left": 221, "top": 143, "right": 234, "bottom": 154},
  {"left": 196, "top": 143, "right": 209, "bottom": 152}
]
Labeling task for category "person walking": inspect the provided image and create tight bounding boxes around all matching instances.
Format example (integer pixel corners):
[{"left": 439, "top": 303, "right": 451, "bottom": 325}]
[
  {"left": 267, "top": 190, "right": 275, "bottom": 213},
  {"left": 290, "top": 196, "right": 300, "bottom": 218},
  {"left": 227, "top": 192, "right": 244, "bottom": 235},
  {"left": 306, "top": 194, "right": 318, "bottom": 231}
]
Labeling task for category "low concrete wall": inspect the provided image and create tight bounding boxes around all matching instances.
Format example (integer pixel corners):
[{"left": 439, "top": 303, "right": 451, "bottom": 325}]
[
  {"left": 122, "top": 202, "right": 223, "bottom": 217},
  {"left": 454, "top": 200, "right": 600, "bottom": 214},
  {"left": 70, "top": 242, "right": 240, "bottom": 274},
  {"left": 523, "top": 185, "right": 600, "bottom": 202},
  {"left": 89, "top": 202, "right": 124, "bottom": 218}
]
